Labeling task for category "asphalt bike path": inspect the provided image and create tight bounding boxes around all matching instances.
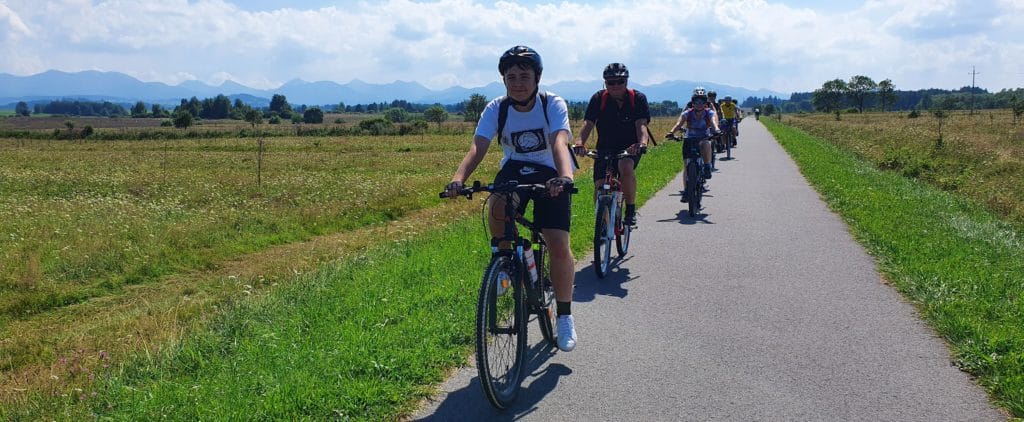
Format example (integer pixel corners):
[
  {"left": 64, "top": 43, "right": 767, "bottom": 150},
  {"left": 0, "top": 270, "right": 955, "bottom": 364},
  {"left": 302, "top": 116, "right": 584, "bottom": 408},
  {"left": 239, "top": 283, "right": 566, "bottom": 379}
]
[{"left": 414, "top": 119, "right": 1006, "bottom": 420}]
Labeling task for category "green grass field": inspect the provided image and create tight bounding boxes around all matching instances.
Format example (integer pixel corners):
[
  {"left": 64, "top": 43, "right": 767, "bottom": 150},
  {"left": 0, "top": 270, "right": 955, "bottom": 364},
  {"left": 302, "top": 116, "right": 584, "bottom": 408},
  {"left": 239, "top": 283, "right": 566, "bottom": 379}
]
[
  {"left": 780, "top": 110, "right": 1024, "bottom": 224},
  {"left": 765, "top": 117, "right": 1024, "bottom": 416},
  {"left": 4, "top": 113, "right": 1022, "bottom": 418},
  {"left": 0, "top": 119, "right": 683, "bottom": 419}
]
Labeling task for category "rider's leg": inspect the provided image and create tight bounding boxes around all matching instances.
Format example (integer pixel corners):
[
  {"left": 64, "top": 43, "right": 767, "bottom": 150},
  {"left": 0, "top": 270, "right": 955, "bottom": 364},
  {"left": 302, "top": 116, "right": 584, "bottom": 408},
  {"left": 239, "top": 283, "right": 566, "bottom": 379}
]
[
  {"left": 618, "top": 158, "right": 637, "bottom": 223},
  {"left": 700, "top": 140, "right": 714, "bottom": 178},
  {"left": 542, "top": 228, "right": 574, "bottom": 303},
  {"left": 618, "top": 158, "right": 637, "bottom": 205},
  {"left": 486, "top": 193, "right": 515, "bottom": 249}
]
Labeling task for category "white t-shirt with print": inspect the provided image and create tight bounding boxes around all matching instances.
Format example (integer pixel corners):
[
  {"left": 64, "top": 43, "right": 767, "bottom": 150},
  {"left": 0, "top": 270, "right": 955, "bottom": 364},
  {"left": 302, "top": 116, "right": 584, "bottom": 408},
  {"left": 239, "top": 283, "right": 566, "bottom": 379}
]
[{"left": 474, "top": 92, "right": 572, "bottom": 170}]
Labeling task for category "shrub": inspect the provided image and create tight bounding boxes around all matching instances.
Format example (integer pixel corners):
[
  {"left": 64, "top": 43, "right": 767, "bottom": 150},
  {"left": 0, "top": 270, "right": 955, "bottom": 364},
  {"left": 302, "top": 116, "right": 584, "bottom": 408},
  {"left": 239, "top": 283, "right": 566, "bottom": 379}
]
[
  {"left": 358, "top": 117, "right": 393, "bottom": 135},
  {"left": 160, "top": 120, "right": 173, "bottom": 127},
  {"left": 303, "top": 107, "right": 324, "bottom": 124},
  {"left": 844, "top": 107, "right": 860, "bottom": 114},
  {"left": 908, "top": 109, "right": 920, "bottom": 118}
]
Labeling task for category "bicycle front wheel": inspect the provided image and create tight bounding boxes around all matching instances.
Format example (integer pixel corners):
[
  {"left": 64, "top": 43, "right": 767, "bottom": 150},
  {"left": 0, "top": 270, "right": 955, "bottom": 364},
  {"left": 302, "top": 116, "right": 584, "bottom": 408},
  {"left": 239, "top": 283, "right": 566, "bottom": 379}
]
[
  {"left": 475, "top": 254, "right": 527, "bottom": 409},
  {"left": 593, "top": 196, "right": 613, "bottom": 278},
  {"left": 615, "top": 202, "right": 631, "bottom": 256},
  {"left": 686, "top": 163, "right": 701, "bottom": 217}
]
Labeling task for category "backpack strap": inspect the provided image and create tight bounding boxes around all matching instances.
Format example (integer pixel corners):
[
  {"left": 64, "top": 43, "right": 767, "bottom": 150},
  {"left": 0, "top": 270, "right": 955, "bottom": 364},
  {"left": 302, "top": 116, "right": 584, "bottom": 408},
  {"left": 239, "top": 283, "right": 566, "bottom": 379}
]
[
  {"left": 496, "top": 92, "right": 550, "bottom": 140},
  {"left": 599, "top": 89, "right": 636, "bottom": 113}
]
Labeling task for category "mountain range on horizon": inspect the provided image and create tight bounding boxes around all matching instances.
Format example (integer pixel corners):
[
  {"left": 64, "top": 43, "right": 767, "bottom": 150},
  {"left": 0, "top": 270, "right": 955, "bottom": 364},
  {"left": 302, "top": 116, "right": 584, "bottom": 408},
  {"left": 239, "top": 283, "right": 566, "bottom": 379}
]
[{"left": 0, "top": 70, "right": 787, "bottom": 108}]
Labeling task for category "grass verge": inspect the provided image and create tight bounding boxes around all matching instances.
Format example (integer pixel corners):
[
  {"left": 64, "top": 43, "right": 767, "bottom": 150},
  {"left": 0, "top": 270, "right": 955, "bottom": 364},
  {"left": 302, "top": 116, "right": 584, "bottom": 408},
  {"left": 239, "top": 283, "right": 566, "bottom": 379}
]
[
  {"left": 764, "top": 118, "right": 1024, "bottom": 416},
  {"left": 2, "top": 136, "right": 682, "bottom": 420}
]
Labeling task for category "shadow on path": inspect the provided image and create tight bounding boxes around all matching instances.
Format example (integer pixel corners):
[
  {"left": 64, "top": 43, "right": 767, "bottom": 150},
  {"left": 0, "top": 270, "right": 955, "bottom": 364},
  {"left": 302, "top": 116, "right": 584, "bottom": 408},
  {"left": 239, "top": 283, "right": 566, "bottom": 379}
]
[{"left": 415, "top": 341, "right": 572, "bottom": 421}]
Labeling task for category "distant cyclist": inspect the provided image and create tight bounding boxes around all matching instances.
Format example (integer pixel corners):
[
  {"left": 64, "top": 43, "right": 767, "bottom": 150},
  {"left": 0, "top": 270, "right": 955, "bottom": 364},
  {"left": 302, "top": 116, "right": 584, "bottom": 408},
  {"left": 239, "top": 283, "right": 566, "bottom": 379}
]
[
  {"left": 707, "top": 90, "right": 723, "bottom": 119},
  {"left": 667, "top": 88, "right": 719, "bottom": 180},
  {"left": 575, "top": 62, "right": 651, "bottom": 226},
  {"left": 720, "top": 95, "right": 739, "bottom": 145},
  {"left": 754, "top": 107, "right": 761, "bottom": 120},
  {"left": 445, "top": 45, "right": 578, "bottom": 352}
]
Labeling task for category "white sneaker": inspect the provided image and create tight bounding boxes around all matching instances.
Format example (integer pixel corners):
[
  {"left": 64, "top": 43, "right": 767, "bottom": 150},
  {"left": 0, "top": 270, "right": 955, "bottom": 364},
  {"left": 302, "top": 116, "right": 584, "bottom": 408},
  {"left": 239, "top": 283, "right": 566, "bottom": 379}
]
[{"left": 557, "top": 315, "right": 577, "bottom": 352}]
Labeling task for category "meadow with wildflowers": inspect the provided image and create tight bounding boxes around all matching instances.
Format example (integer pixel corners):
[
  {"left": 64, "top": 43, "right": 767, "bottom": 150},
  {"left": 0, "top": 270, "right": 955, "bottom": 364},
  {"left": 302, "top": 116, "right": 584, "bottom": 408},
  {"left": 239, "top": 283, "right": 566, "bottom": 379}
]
[{"left": 780, "top": 109, "right": 1024, "bottom": 224}]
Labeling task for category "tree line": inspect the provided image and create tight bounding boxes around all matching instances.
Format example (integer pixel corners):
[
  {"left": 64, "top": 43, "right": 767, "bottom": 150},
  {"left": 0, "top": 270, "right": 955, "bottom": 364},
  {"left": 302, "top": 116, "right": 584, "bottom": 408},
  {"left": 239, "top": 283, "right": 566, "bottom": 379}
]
[{"left": 741, "top": 76, "right": 1024, "bottom": 116}]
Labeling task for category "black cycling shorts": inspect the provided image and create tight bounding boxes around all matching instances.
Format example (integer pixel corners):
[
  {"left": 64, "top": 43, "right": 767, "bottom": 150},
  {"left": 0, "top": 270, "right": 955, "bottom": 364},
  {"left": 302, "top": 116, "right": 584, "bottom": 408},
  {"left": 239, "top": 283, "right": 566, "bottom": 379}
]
[
  {"left": 592, "top": 151, "right": 641, "bottom": 181},
  {"left": 493, "top": 160, "right": 572, "bottom": 232}
]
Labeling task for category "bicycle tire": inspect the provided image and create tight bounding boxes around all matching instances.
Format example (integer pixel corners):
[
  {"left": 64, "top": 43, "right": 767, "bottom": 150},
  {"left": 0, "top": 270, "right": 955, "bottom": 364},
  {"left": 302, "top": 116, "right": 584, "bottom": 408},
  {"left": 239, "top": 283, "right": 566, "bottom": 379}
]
[
  {"left": 475, "top": 254, "right": 527, "bottom": 409},
  {"left": 726, "top": 131, "right": 733, "bottom": 160},
  {"left": 593, "top": 196, "right": 613, "bottom": 278},
  {"left": 534, "top": 243, "right": 557, "bottom": 345},
  {"left": 615, "top": 200, "right": 631, "bottom": 256},
  {"left": 686, "top": 162, "right": 701, "bottom": 217}
]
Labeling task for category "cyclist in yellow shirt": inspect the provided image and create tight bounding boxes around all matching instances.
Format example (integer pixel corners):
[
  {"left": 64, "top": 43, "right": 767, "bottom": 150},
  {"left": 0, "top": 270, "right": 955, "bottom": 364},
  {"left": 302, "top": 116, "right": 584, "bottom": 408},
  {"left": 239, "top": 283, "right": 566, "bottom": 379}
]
[{"left": 719, "top": 96, "right": 739, "bottom": 147}]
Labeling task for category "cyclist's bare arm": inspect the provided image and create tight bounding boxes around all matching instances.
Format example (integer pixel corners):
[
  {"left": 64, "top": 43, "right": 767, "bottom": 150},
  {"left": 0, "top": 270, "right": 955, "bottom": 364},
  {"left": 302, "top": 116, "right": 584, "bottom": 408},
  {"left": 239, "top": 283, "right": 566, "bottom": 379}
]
[
  {"left": 575, "top": 120, "right": 596, "bottom": 153},
  {"left": 549, "top": 129, "right": 575, "bottom": 196},
  {"left": 448, "top": 135, "right": 491, "bottom": 196}
]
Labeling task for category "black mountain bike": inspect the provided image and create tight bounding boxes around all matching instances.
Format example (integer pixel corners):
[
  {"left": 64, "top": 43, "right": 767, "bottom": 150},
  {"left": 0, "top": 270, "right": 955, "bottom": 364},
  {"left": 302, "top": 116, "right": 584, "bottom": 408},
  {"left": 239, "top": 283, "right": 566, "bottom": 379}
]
[
  {"left": 667, "top": 133, "right": 708, "bottom": 217},
  {"left": 585, "top": 149, "right": 641, "bottom": 278},
  {"left": 440, "top": 180, "right": 576, "bottom": 409}
]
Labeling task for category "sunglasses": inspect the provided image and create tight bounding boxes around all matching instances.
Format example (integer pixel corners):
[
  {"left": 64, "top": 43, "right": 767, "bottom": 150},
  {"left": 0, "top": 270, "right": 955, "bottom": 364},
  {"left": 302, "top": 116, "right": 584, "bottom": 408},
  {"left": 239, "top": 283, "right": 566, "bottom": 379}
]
[{"left": 605, "top": 79, "right": 627, "bottom": 86}]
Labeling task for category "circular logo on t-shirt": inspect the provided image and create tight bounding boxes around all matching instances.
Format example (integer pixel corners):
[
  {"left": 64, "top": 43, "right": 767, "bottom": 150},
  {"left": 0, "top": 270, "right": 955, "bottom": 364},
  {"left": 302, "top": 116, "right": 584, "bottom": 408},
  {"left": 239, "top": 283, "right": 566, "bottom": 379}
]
[{"left": 511, "top": 128, "right": 547, "bottom": 154}]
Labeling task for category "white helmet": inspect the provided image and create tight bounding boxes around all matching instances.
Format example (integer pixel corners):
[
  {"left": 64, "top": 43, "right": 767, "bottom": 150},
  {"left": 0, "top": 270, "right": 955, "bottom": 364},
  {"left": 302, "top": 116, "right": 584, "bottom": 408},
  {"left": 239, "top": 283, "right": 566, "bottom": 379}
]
[{"left": 692, "top": 86, "right": 706, "bottom": 97}]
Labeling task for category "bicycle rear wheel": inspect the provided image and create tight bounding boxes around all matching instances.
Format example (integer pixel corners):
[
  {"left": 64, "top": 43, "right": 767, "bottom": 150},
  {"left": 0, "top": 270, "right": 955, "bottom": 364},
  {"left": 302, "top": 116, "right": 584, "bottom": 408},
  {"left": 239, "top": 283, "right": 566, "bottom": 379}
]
[
  {"left": 534, "top": 243, "right": 557, "bottom": 345},
  {"left": 475, "top": 254, "right": 527, "bottom": 409},
  {"left": 593, "top": 196, "right": 613, "bottom": 278}
]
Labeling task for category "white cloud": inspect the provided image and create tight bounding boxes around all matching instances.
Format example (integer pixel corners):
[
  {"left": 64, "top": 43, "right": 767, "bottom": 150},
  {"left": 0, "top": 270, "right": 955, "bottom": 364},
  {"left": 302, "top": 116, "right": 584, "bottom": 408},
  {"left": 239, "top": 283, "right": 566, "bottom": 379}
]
[{"left": 1, "top": 0, "right": 1021, "bottom": 93}]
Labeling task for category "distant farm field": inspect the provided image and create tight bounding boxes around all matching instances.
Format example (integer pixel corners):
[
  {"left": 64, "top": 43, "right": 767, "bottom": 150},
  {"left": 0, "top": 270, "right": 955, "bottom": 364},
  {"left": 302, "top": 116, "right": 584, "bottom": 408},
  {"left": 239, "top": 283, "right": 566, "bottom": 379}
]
[{"left": 780, "top": 109, "right": 1024, "bottom": 224}]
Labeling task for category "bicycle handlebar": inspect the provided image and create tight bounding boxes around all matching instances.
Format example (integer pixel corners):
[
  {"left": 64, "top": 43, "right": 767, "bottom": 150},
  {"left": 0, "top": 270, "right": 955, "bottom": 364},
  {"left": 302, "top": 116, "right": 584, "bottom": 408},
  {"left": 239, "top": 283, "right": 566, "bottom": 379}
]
[
  {"left": 439, "top": 180, "right": 579, "bottom": 199},
  {"left": 584, "top": 149, "right": 641, "bottom": 160}
]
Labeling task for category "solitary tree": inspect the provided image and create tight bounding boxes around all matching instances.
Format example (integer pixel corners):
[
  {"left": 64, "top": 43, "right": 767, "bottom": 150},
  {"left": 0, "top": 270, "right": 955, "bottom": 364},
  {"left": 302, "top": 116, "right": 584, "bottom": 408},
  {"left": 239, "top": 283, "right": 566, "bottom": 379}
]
[
  {"left": 131, "top": 101, "right": 148, "bottom": 118},
  {"left": 877, "top": 79, "right": 897, "bottom": 111},
  {"left": 846, "top": 75, "right": 877, "bottom": 113},
  {"left": 1011, "top": 95, "right": 1024, "bottom": 124},
  {"left": 173, "top": 110, "right": 193, "bottom": 129},
  {"left": 244, "top": 109, "right": 266, "bottom": 188},
  {"left": 464, "top": 94, "right": 488, "bottom": 122},
  {"left": 269, "top": 94, "right": 292, "bottom": 118},
  {"left": 383, "top": 107, "right": 409, "bottom": 123},
  {"left": 15, "top": 101, "right": 30, "bottom": 116},
  {"left": 303, "top": 107, "right": 324, "bottom": 124},
  {"left": 424, "top": 105, "right": 448, "bottom": 127},
  {"left": 812, "top": 79, "right": 847, "bottom": 114}
]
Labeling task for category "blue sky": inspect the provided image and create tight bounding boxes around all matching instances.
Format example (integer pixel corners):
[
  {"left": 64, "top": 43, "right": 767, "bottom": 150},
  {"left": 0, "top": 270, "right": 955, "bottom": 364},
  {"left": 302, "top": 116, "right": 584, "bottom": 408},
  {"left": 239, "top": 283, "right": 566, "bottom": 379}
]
[{"left": 2, "top": 0, "right": 1022, "bottom": 94}]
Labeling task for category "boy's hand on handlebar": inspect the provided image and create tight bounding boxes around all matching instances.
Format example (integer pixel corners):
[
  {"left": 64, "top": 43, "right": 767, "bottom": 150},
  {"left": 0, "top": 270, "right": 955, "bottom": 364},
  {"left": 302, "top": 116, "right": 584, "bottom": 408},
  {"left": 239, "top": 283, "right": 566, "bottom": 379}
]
[
  {"left": 546, "top": 176, "right": 573, "bottom": 197},
  {"left": 444, "top": 181, "right": 463, "bottom": 199},
  {"left": 572, "top": 143, "right": 587, "bottom": 156}
]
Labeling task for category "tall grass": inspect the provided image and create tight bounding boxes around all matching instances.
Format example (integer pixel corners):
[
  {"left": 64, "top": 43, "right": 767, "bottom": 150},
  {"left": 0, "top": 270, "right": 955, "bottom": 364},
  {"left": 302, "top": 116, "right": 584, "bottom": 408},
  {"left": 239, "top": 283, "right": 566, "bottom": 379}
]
[
  {"left": 764, "top": 118, "right": 1024, "bottom": 416},
  {"left": 782, "top": 110, "right": 1024, "bottom": 224}
]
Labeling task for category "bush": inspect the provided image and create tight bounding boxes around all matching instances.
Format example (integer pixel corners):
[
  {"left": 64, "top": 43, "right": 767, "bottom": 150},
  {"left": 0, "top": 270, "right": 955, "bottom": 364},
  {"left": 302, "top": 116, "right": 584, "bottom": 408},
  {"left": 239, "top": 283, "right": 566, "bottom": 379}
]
[
  {"left": 844, "top": 107, "right": 860, "bottom": 114},
  {"left": 81, "top": 125, "right": 94, "bottom": 137},
  {"left": 303, "top": 107, "right": 324, "bottom": 124},
  {"left": 358, "top": 117, "right": 393, "bottom": 135},
  {"left": 908, "top": 109, "right": 920, "bottom": 118},
  {"left": 334, "top": 118, "right": 344, "bottom": 124},
  {"left": 160, "top": 120, "right": 173, "bottom": 127},
  {"left": 269, "top": 116, "right": 281, "bottom": 124}
]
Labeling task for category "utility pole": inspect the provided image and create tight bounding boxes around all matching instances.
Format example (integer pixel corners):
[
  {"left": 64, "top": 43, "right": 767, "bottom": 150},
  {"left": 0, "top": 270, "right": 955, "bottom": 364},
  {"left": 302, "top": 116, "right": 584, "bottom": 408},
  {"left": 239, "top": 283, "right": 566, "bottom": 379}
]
[{"left": 968, "top": 66, "right": 980, "bottom": 115}]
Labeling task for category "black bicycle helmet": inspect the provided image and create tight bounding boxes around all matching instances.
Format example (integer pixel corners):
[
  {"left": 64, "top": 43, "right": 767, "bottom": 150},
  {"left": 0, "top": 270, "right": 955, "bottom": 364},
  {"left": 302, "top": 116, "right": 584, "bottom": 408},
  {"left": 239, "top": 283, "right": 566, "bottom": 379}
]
[
  {"left": 603, "top": 62, "right": 629, "bottom": 79},
  {"left": 498, "top": 45, "right": 543, "bottom": 80},
  {"left": 708, "top": 90, "right": 717, "bottom": 98}
]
